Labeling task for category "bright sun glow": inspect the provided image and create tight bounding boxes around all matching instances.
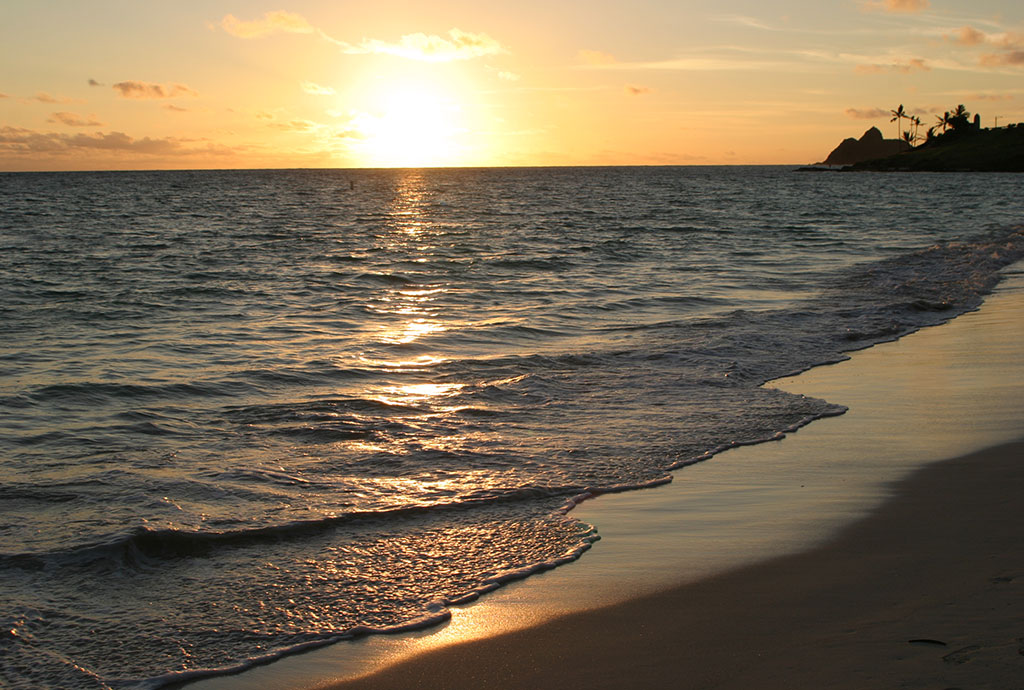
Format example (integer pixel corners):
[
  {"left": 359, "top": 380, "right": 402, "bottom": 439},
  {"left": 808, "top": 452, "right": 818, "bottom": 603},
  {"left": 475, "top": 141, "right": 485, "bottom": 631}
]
[{"left": 352, "top": 81, "right": 466, "bottom": 168}]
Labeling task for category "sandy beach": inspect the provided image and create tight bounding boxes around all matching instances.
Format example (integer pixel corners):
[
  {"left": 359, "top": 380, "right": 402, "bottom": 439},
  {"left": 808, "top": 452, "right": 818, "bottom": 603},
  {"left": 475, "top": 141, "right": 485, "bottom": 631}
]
[
  {"left": 186, "top": 267, "right": 1024, "bottom": 690},
  {"left": 331, "top": 439, "right": 1024, "bottom": 689}
]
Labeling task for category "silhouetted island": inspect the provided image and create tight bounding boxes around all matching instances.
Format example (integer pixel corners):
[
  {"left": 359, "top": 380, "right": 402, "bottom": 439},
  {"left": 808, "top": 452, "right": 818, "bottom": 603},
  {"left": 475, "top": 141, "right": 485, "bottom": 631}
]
[
  {"left": 849, "top": 123, "right": 1024, "bottom": 172},
  {"left": 819, "top": 127, "right": 909, "bottom": 166},
  {"left": 801, "top": 106, "right": 1024, "bottom": 172}
]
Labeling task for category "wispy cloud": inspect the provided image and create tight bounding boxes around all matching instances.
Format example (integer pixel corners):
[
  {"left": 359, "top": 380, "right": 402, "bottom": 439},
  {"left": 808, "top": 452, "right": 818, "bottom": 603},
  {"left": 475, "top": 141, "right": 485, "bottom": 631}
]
[
  {"left": 344, "top": 28, "right": 504, "bottom": 62},
  {"left": 268, "top": 119, "right": 321, "bottom": 132},
  {"left": 219, "top": 12, "right": 505, "bottom": 63},
  {"left": 855, "top": 58, "right": 930, "bottom": 73},
  {"left": 220, "top": 11, "right": 315, "bottom": 39},
  {"left": 48, "top": 112, "right": 104, "bottom": 127},
  {"left": 845, "top": 107, "right": 889, "bottom": 119},
  {"left": 301, "top": 81, "right": 335, "bottom": 96},
  {"left": 0, "top": 126, "right": 232, "bottom": 157},
  {"left": 32, "top": 92, "right": 78, "bottom": 104},
  {"left": 113, "top": 81, "right": 198, "bottom": 99},
  {"left": 948, "top": 26, "right": 988, "bottom": 46},
  {"left": 626, "top": 85, "right": 652, "bottom": 96},
  {"left": 88, "top": 79, "right": 104, "bottom": 87},
  {"left": 862, "top": 0, "right": 930, "bottom": 13},
  {"left": 580, "top": 55, "right": 784, "bottom": 71},
  {"left": 163, "top": 104, "right": 189, "bottom": 112},
  {"left": 980, "top": 50, "right": 1024, "bottom": 66},
  {"left": 711, "top": 15, "right": 781, "bottom": 31},
  {"left": 498, "top": 71, "right": 520, "bottom": 82},
  {"left": 944, "top": 25, "right": 1024, "bottom": 68}
]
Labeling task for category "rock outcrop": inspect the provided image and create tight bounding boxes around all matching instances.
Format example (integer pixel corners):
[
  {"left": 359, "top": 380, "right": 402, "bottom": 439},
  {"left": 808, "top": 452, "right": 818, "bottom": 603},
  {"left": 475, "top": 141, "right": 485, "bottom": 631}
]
[{"left": 820, "top": 127, "right": 908, "bottom": 166}]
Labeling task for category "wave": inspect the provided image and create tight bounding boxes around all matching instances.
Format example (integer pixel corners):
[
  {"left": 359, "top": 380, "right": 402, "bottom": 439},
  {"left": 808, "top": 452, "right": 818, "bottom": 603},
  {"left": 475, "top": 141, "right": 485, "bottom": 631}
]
[{"left": 0, "top": 484, "right": 596, "bottom": 568}]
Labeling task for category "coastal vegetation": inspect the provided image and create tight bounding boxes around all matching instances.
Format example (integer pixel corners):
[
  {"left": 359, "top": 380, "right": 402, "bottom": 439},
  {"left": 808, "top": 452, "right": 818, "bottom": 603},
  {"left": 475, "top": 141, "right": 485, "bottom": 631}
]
[{"left": 813, "top": 104, "right": 1024, "bottom": 172}]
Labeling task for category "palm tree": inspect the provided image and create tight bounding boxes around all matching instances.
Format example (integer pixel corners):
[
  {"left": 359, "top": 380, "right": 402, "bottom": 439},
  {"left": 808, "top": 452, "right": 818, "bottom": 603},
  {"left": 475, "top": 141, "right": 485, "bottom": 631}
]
[
  {"left": 911, "top": 115, "right": 922, "bottom": 144},
  {"left": 949, "top": 104, "right": 971, "bottom": 131},
  {"left": 890, "top": 104, "right": 907, "bottom": 140},
  {"left": 936, "top": 111, "right": 952, "bottom": 133}
]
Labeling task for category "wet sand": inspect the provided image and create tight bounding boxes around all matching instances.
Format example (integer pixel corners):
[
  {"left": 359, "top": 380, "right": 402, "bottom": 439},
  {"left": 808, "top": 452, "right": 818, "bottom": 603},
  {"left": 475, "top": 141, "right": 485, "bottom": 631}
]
[
  {"left": 187, "top": 267, "right": 1024, "bottom": 690},
  {"left": 330, "top": 439, "right": 1024, "bottom": 689}
]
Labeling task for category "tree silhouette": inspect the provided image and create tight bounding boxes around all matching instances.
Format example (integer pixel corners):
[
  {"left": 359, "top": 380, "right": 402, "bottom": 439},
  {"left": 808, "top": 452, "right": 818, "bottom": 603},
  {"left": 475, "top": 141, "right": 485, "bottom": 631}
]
[
  {"left": 936, "top": 111, "right": 952, "bottom": 133},
  {"left": 911, "top": 115, "right": 922, "bottom": 145},
  {"left": 949, "top": 104, "right": 971, "bottom": 130},
  {"left": 890, "top": 104, "right": 907, "bottom": 140}
]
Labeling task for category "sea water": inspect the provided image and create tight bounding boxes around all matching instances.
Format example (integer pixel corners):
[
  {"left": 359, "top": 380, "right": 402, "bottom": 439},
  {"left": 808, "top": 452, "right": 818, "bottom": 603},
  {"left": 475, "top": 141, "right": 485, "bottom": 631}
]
[{"left": 1, "top": 166, "right": 1021, "bottom": 689}]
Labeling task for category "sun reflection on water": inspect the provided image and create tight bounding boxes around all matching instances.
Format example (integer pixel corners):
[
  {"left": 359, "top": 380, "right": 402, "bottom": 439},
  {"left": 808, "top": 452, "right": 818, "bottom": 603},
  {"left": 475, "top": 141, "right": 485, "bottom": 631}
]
[{"left": 368, "top": 171, "right": 452, "bottom": 348}]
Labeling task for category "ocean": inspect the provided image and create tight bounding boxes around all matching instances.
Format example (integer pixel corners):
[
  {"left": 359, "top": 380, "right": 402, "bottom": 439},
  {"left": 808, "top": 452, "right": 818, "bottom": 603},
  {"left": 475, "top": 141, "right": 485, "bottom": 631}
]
[{"left": 1, "top": 166, "right": 1022, "bottom": 689}]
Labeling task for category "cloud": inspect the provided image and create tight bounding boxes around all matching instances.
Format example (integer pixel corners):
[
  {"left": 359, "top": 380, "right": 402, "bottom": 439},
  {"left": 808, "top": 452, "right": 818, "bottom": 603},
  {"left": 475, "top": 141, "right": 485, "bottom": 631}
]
[
  {"left": 345, "top": 28, "right": 504, "bottom": 62},
  {"left": 88, "top": 79, "right": 104, "bottom": 87},
  {"left": 945, "top": 25, "right": 1024, "bottom": 49},
  {"left": 218, "top": 13, "right": 504, "bottom": 64},
  {"left": 48, "top": 112, "right": 104, "bottom": 127},
  {"left": 0, "top": 126, "right": 233, "bottom": 157},
  {"left": 712, "top": 15, "right": 780, "bottom": 31},
  {"left": 498, "top": 71, "right": 520, "bottom": 81},
  {"left": 943, "top": 25, "right": 1024, "bottom": 68},
  {"left": 963, "top": 92, "right": 1015, "bottom": 101},
  {"left": 845, "top": 107, "right": 890, "bottom": 119},
  {"left": 113, "top": 81, "right": 198, "bottom": 99},
  {"left": 269, "top": 119, "right": 321, "bottom": 132},
  {"left": 0, "top": 92, "right": 7, "bottom": 99},
  {"left": 32, "top": 92, "right": 77, "bottom": 104},
  {"left": 855, "top": 58, "right": 930, "bottom": 73},
  {"left": 301, "top": 81, "right": 336, "bottom": 96},
  {"left": 626, "top": 85, "right": 652, "bottom": 96},
  {"left": 163, "top": 104, "right": 188, "bottom": 112},
  {"left": 862, "top": 0, "right": 929, "bottom": 13},
  {"left": 948, "top": 26, "right": 988, "bottom": 46},
  {"left": 980, "top": 50, "right": 1024, "bottom": 66},
  {"left": 220, "top": 11, "right": 315, "bottom": 39},
  {"left": 578, "top": 49, "right": 617, "bottom": 65}
]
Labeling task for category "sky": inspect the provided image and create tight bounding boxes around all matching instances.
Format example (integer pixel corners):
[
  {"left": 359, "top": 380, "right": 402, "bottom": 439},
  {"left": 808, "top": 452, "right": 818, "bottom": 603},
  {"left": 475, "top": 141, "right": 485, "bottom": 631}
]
[{"left": 2, "top": 0, "right": 1022, "bottom": 170}]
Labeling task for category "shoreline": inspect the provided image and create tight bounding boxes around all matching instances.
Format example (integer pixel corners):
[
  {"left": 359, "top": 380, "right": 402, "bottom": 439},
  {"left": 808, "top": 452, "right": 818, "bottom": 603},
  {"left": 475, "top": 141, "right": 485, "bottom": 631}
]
[
  {"left": 186, "top": 266, "right": 1024, "bottom": 690},
  {"left": 330, "top": 438, "right": 1024, "bottom": 689}
]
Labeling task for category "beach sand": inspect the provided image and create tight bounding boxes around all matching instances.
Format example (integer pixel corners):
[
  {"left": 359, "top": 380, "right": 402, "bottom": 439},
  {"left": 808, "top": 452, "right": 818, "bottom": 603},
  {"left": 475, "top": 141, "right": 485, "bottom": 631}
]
[
  {"left": 187, "top": 267, "right": 1024, "bottom": 690},
  {"left": 331, "top": 440, "right": 1024, "bottom": 690}
]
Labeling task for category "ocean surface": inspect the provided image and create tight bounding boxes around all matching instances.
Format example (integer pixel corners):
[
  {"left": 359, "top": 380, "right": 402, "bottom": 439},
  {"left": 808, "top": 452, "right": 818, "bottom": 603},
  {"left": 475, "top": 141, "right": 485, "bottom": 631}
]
[{"left": 1, "top": 166, "right": 1022, "bottom": 689}]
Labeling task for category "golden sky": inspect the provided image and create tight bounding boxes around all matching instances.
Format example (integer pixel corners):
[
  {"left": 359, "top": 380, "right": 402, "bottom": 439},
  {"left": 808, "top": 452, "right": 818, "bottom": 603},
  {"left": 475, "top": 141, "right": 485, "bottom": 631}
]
[{"left": 2, "top": 0, "right": 1022, "bottom": 170}]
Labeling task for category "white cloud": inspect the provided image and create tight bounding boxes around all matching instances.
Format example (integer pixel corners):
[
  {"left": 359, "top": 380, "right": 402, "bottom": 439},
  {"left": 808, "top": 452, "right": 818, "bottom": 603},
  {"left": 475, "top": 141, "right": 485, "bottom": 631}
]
[
  {"left": 345, "top": 28, "right": 505, "bottom": 62},
  {"left": 301, "top": 81, "right": 336, "bottom": 96}
]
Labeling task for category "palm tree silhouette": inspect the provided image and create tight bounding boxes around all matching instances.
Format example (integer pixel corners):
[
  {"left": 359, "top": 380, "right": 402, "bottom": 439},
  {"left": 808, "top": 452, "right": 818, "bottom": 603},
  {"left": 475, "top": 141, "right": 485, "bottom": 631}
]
[
  {"left": 936, "top": 111, "right": 952, "bottom": 133},
  {"left": 890, "top": 104, "right": 907, "bottom": 140},
  {"left": 949, "top": 104, "right": 971, "bottom": 131}
]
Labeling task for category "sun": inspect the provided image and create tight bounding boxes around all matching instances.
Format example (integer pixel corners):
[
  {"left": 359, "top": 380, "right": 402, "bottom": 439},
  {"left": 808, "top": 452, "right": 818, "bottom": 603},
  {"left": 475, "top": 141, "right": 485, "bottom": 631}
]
[{"left": 351, "top": 80, "right": 468, "bottom": 168}]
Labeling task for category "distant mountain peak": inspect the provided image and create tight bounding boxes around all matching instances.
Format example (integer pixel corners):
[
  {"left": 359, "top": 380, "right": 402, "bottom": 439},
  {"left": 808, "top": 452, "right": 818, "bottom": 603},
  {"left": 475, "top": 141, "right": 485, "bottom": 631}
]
[{"left": 819, "top": 127, "right": 908, "bottom": 166}]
